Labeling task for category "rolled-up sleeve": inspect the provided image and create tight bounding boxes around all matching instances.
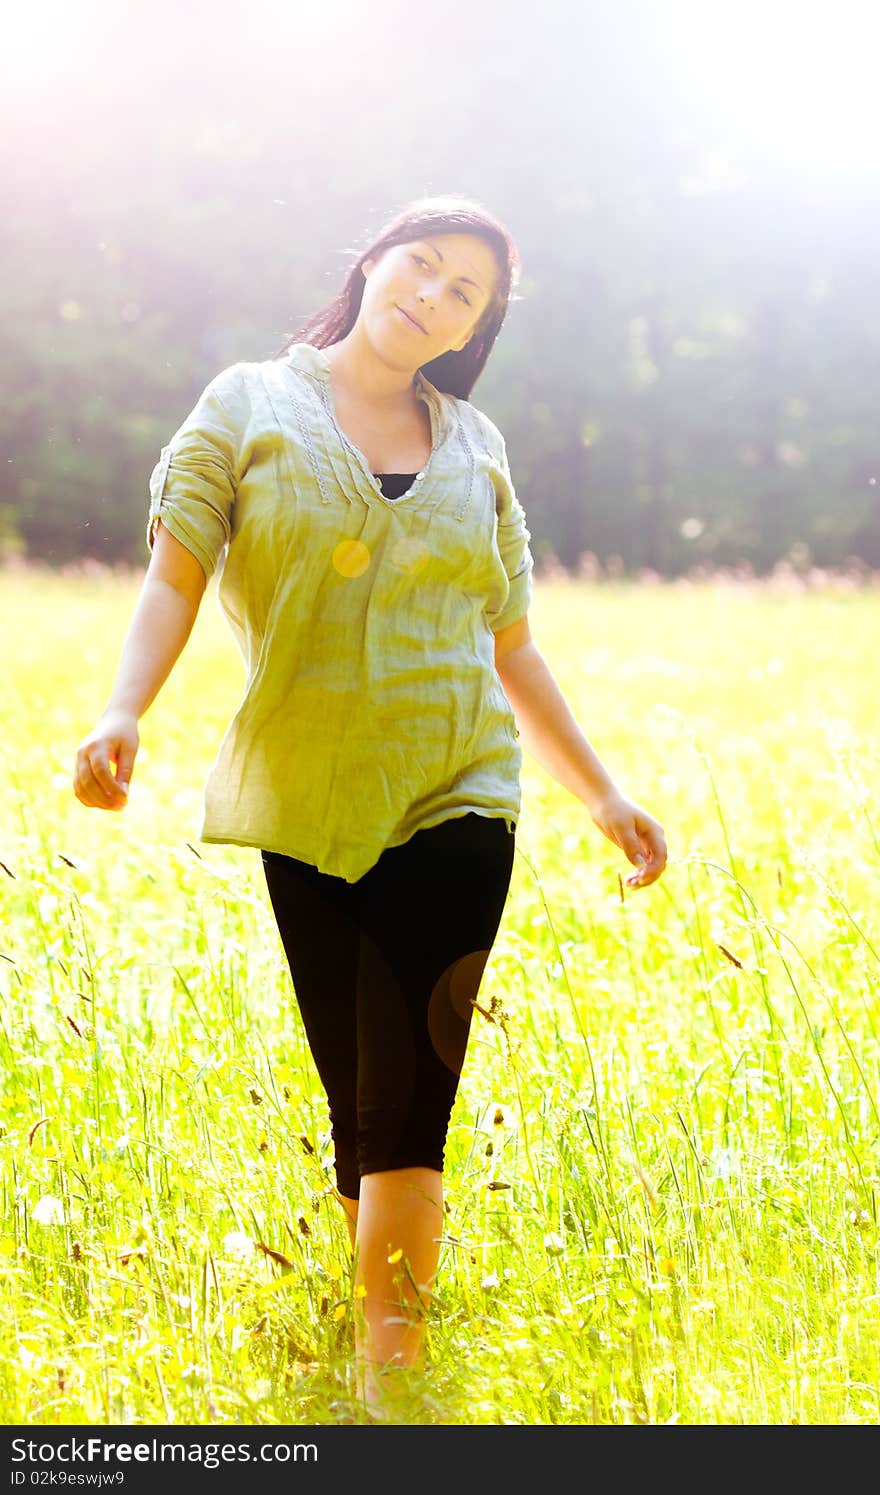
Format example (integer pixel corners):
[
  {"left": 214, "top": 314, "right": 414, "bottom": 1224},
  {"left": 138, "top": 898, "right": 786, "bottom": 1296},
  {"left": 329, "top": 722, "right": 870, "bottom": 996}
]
[
  {"left": 146, "top": 364, "right": 243, "bottom": 584},
  {"left": 487, "top": 438, "right": 535, "bottom": 633}
]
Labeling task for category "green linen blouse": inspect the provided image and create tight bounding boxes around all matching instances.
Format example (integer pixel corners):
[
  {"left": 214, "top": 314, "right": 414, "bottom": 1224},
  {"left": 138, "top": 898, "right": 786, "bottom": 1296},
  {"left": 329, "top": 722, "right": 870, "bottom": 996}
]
[{"left": 146, "top": 342, "right": 534, "bottom": 881}]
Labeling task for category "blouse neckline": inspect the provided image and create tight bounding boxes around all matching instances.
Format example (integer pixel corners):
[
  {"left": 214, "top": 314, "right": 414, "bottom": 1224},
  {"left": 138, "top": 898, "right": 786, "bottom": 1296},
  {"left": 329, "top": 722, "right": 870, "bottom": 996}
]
[{"left": 285, "top": 342, "right": 445, "bottom": 508}]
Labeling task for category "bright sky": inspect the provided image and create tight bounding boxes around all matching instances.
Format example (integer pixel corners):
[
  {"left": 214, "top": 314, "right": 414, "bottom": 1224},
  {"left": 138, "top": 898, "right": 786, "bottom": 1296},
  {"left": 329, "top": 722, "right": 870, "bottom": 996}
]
[
  {"left": 2, "top": 0, "right": 878, "bottom": 184},
  {"left": 670, "top": 0, "right": 880, "bottom": 182}
]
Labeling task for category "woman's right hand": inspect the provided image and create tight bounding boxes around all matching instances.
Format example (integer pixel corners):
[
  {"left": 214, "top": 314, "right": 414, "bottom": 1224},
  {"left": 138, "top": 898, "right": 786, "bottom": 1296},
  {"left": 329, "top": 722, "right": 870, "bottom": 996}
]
[{"left": 73, "top": 709, "right": 140, "bottom": 812}]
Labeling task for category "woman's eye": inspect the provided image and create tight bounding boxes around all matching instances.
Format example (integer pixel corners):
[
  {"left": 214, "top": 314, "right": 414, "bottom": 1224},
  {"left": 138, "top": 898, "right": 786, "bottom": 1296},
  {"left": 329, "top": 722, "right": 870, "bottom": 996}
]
[{"left": 410, "top": 254, "right": 470, "bottom": 305}]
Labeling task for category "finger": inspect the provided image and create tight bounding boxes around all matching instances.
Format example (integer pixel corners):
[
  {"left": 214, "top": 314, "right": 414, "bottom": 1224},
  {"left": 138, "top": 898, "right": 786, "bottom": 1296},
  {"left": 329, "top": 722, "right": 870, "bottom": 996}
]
[
  {"left": 89, "top": 751, "right": 126, "bottom": 802},
  {"left": 82, "top": 768, "right": 118, "bottom": 808},
  {"left": 648, "top": 828, "right": 668, "bottom": 868},
  {"left": 625, "top": 845, "right": 656, "bottom": 886},
  {"left": 79, "top": 760, "right": 125, "bottom": 809},
  {"left": 627, "top": 852, "right": 666, "bottom": 888},
  {"left": 634, "top": 820, "right": 667, "bottom": 867},
  {"left": 113, "top": 748, "right": 135, "bottom": 795}
]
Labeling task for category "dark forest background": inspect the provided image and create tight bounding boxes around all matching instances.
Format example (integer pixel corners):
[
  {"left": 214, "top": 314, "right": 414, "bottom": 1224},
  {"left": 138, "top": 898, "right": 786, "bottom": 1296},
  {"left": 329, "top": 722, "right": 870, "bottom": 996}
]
[{"left": 2, "top": 0, "right": 878, "bottom": 577}]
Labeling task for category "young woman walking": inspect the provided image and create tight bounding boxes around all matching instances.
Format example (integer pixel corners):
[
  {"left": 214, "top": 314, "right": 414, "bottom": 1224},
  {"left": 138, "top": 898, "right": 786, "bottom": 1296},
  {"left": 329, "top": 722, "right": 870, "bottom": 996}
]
[{"left": 73, "top": 194, "right": 667, "bottom": 1418}]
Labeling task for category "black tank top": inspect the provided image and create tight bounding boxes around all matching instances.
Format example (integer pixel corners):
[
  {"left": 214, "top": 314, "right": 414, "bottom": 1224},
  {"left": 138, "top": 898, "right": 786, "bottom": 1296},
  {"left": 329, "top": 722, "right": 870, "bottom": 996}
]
[{"left": 374, "top": 473, "right": 417, "bottom": 500}]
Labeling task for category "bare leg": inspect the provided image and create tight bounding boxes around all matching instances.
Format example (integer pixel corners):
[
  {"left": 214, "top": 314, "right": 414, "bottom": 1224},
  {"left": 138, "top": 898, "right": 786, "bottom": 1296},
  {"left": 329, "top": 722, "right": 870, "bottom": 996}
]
[{"left": 353, "top": 1166, "right": 443, "bottom": 1417}]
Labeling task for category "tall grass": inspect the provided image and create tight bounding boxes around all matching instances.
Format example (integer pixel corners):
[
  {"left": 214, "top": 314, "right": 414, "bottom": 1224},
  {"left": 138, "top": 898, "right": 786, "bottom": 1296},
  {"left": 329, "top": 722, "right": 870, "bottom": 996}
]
[{"left": 1, "top": 569, "right": 878, "bottom": 1424}]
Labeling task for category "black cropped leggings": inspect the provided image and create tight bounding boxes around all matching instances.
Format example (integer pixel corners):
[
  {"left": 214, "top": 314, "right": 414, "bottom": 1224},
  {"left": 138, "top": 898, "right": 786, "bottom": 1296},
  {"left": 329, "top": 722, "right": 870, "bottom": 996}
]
[{"left": 260, "top": 812, "right": 516, "bottom": 1200}]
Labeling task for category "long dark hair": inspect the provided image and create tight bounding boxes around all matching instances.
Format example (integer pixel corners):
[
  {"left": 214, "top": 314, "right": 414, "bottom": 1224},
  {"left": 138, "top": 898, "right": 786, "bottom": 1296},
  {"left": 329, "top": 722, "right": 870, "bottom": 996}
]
[{"left": 269, "top": 194, "right": 522, "bottom": 400}]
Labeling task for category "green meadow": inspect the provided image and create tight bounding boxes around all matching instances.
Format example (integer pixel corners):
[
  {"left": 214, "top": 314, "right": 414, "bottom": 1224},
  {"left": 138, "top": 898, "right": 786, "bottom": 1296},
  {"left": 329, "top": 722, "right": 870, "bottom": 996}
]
[{"left": 2, "top": 568, "right": 878, "bottom": 1425}]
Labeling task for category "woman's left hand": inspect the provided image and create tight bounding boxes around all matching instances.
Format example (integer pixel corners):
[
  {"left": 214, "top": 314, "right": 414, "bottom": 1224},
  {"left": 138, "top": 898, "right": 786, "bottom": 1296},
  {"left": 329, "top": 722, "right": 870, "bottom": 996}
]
[{"left": 589, "top": 788, "right": 668, "bottom": 890}]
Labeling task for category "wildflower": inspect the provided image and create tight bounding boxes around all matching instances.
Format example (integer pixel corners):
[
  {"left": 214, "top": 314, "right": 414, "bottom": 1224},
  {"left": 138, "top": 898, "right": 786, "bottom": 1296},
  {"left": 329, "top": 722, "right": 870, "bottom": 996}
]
[
  {"left": 544, "top": 1232, "right": 565, "bottom": 1256},
  {"left": 32, "top": 1195, "right": 66, "bottom": 1226},
  {"left": 478, "top": 1102, "right": 516, "bottom": 1136},
  {"left": 222, "top": 1230, "right": 255, "bottom": 1259}
]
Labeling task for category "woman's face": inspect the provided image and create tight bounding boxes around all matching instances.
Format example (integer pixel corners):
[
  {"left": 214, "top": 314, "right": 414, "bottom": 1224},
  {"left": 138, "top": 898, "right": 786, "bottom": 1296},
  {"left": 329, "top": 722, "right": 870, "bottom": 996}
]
[{"left": 360, "top": 232, "right": 500, "bottom": 364}]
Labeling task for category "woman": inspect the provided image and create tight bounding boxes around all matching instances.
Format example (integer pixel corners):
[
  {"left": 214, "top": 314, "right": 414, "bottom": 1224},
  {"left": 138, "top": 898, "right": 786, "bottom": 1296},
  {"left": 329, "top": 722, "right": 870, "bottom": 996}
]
[{"left": 73, "top": 194, "right": 667, "bottom": 1419}]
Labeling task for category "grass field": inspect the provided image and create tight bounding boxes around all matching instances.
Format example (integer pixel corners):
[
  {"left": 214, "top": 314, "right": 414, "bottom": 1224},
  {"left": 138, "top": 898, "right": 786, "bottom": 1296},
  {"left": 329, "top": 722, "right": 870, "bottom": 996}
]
[{"left": 1, "top": 567, "right": 878, "bottom": 1425}]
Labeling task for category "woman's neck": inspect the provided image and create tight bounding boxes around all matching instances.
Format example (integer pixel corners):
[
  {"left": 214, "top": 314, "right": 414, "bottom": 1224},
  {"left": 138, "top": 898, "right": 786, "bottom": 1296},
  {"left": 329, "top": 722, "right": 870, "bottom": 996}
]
[{"left": 323, "top": 330, "right": 420, "bottom": 414}]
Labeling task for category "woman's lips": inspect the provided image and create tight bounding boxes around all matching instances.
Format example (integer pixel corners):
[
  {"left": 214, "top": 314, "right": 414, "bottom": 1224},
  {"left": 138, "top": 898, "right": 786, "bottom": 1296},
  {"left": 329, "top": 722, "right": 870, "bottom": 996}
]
[{"left": 396, "top": 305, "right": 427, "bottom": 334}]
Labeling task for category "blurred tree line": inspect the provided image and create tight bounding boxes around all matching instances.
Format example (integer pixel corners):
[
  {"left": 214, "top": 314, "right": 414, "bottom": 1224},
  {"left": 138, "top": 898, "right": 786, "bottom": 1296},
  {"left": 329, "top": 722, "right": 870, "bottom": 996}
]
[{"left": 2, "top": 4, "right": 878, "bottom": 578}]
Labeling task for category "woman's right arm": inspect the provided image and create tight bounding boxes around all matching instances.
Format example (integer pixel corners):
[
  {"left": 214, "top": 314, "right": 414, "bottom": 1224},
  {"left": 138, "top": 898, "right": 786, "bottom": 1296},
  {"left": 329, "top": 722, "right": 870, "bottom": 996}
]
[{"left": 72, "top": 520, "right": 208, "bottom": 812}]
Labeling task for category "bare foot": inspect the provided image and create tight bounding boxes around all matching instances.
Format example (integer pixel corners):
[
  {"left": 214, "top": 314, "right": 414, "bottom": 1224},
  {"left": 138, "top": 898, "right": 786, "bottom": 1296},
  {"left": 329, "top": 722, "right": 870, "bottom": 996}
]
[{"left": 359, "top": 1364, "right": 409, "bottom": 1423}]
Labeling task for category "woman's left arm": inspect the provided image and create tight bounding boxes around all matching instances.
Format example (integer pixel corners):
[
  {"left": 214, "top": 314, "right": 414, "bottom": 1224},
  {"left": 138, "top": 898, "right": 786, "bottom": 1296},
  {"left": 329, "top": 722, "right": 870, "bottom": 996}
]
[{"left": 495, "top": 617, "right": 668, "bottom": 890}]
